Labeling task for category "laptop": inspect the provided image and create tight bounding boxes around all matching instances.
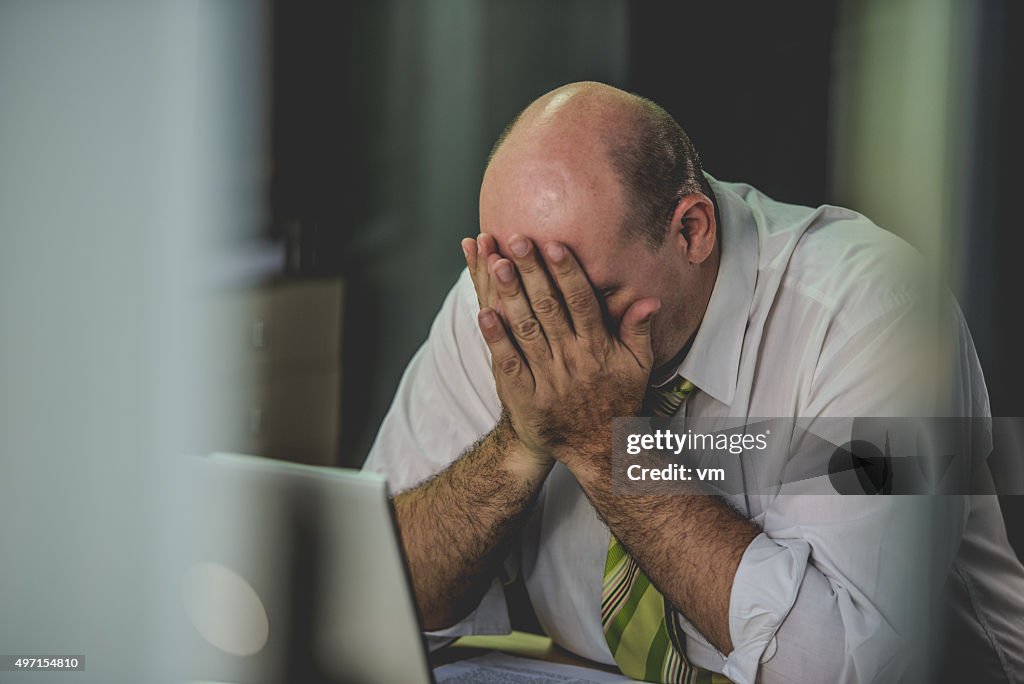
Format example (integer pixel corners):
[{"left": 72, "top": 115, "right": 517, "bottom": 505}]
[{"left": 182, "top": 452, "right": 435, "bottom": 684}]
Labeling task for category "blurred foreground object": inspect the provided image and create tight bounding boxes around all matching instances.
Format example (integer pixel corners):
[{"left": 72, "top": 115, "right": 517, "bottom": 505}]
[{"left": 0, "top": 1, "right": 268, "bottom": 680}]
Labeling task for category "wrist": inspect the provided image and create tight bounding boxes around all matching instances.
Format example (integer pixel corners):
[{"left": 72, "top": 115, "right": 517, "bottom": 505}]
[
  {"left": 553, "top": 425, "right": 612, "bottom": 476},
  {"left": 493, "top": 413, "right": 554, "bottom": 482},
  {"left": 557, "top": 443, "right": 608, "bottom": 484},
  {"left": 506, "top": 442, "right": 555, "bottom": 483}
]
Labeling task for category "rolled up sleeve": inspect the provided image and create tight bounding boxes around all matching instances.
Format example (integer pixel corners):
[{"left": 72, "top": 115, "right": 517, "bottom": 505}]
[
  {"left": 697, "top": 492, "right": 957, "bottom": 684},
  {"left": 722, "top": 533, "right": 811, "bottom": 683}
]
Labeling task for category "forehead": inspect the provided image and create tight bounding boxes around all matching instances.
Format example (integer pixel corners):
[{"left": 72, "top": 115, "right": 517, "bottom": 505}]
[{"left": 479, "top": 154, "right": 629, "bottom": 285}]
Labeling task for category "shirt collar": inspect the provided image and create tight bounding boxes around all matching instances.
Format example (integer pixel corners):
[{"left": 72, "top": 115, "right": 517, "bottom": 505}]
[{"left": 671, "top": 177, "right": 759, "bottom": 406}]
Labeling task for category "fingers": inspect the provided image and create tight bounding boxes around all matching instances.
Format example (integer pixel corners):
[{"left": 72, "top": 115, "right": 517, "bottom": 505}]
[
  {"left": 619, "top": 297, "right": 660, "bottom": 372},
  {"left": 505, "top": 235, "right": 572, "bottom": 343},
  {"left": 478, "top": 307, "right": 533, "bottom": 390},
  {"left": 468, "top": 235, "right": 606, "bottom": 354},
  {"left": 490, "top": 256, "right": 553, "bottom": 364},
  {"left": 463, "top": 234, "right": 499, "bottom": 310},
  {"left": 462, "top": 237, "right": 477, "bottom": 272},
  {"left": 462, "top": 236, "right": 483, "bottom": 306},
  {"left": 543, "top": 242, "right": 605, "bottom": 339}
]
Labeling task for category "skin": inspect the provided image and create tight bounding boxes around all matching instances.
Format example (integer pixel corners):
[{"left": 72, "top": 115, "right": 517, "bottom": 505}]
[{"left": 392, "top": 82, "right": 759, "bottom": 655}]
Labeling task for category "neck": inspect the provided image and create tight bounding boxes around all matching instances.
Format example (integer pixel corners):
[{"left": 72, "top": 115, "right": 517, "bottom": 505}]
[
  {"left": 650, "top": 338, "right": 694, "bottom": 386},
  {"left": 650, "top": 243, "right": 721, "bottom": 386}
]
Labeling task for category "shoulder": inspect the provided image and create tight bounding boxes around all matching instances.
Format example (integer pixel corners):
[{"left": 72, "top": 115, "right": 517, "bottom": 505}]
[
  {"left": 362, "top": 269, "right": 500, "bottom": 487},
  {"left": 422, "top": 268, "right": 490, "bottom": 363},
  {"left": 720, "top": 179, "right": 925, "bottom": 331},
  {"left": 434, "top": 268, "right": 481, "bottom": 330},
  {"left": 788, "top": 207, "right": 922, "bottom": 329},
  {"left": 422, "top": 268, "right": 495, "bottom": 386}
]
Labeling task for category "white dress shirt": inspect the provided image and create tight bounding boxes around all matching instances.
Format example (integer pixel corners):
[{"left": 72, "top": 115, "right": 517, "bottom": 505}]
[{"left": 363, "top": 178, "right": 1024, "bottom": 683}]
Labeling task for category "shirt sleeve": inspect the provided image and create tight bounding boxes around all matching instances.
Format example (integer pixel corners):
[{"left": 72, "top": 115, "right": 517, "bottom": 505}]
[
  {"left": 715, "top": 298, "right": 978, "bottom": 684},
  {"left": 361, "top": 269, "right": 510, "bottom": 645},
  {"left": 362, "top": 268, "right": 501, "bottom": 489}
]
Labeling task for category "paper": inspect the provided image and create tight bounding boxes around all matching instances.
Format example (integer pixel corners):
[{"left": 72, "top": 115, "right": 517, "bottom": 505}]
[{"left": 434, "top": 652, "right": 642, "bottom": 683}]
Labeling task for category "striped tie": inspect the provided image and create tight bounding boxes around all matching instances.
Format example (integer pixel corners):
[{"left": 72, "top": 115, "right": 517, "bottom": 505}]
[{"left": 602, "top": 377, "right": 730, "bottom": 683}]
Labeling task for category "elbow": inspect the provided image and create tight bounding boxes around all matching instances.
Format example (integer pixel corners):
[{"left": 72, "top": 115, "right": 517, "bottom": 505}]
[
  {"left": 412, "top": 582, "right": 485, "bottom": 633},
  {"left": 419, "top": 606, "right": 458, "bottom": 634},
  {"left": 412, "top": 586, "right": 466, "bottom": 633},
  {"left": 752, "top": 570, "right": 905, "bottom": 684},
  {"left": 757, "top": 631, "right": 848, "bottom": 683}
]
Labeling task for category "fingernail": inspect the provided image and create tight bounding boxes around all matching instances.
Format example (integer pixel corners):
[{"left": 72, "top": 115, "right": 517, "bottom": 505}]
[
  {"left": 461, "top": 238, "right": 473, "bottom": 257},
  {"left": 546, "top": 243, "right": 565, "bottom": 262},
  {"left": 509, "top": 236, "right": 528, "bottom": 258},
  {"left": 495, "top": 261, "right": 514, "bottom": 283},
  {"left": 480, "top": 309, "right": 497, "bottom": 327}
]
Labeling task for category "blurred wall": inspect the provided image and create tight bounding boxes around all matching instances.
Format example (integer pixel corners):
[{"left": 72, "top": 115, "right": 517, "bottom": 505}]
[
  {"left": 830, "top": 0, "right": 1023, "bottom": 418},
  {"left": 830, "top": 0, "right": 972, "bottom": 294}
]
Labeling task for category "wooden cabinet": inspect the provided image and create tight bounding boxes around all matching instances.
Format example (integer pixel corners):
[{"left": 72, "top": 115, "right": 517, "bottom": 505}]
[{"left": 203, "top": 278, "right": 343, "bottom": 466}]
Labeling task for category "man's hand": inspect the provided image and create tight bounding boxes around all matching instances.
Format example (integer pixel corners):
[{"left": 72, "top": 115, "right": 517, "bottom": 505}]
[{"left": 462, "top": 233, "right": 661, "bottom": 469}]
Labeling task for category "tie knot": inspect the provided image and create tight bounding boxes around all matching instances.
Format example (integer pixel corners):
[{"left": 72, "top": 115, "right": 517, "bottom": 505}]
[{"left": 643, "top": 376, "right": 696, "bottom": 418}]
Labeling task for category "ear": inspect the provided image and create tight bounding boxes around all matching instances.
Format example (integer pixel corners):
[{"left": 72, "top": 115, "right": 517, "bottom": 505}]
[{"left": 670, "top": 193, "right": 716, "bottom": 264}]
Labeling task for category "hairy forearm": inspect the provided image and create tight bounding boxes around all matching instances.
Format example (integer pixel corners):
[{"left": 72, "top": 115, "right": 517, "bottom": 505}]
[
  {"left": 392, "top": 415, "right": 552, "bottom": 631},
  {"left": 570, "top": 454, "right": 759, "bottom": 654}
]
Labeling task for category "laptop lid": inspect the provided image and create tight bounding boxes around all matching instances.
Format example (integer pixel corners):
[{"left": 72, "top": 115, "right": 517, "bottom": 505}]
[{"left": 182, "top": 452, "right": 434, "bottom": 684}]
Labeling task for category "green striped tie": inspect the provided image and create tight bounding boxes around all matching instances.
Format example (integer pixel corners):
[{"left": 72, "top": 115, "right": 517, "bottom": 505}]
[{"left": 602, "top": 377, "right": 730, "bottom": 683}]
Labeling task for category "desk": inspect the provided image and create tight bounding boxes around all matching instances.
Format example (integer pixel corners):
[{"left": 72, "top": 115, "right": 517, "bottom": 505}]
[{"left": 430, "top": 630, "right": 623, "bottom": 674}]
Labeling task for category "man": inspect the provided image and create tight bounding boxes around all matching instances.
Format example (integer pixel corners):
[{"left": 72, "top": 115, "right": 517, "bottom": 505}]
[{"left": 364, "top": 82, "right": 1024, "bottom": 683}]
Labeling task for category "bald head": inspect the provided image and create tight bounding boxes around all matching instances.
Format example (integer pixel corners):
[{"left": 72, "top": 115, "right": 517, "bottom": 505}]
[
  {"left": 478, "top": 82, "right": 720, "bottom": 371},
  {"left": 494, "top": 82, "right": 640, "bottom": 152},
  {"left": 484, "top": 82, "right": 714, "bottom": 250}
]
